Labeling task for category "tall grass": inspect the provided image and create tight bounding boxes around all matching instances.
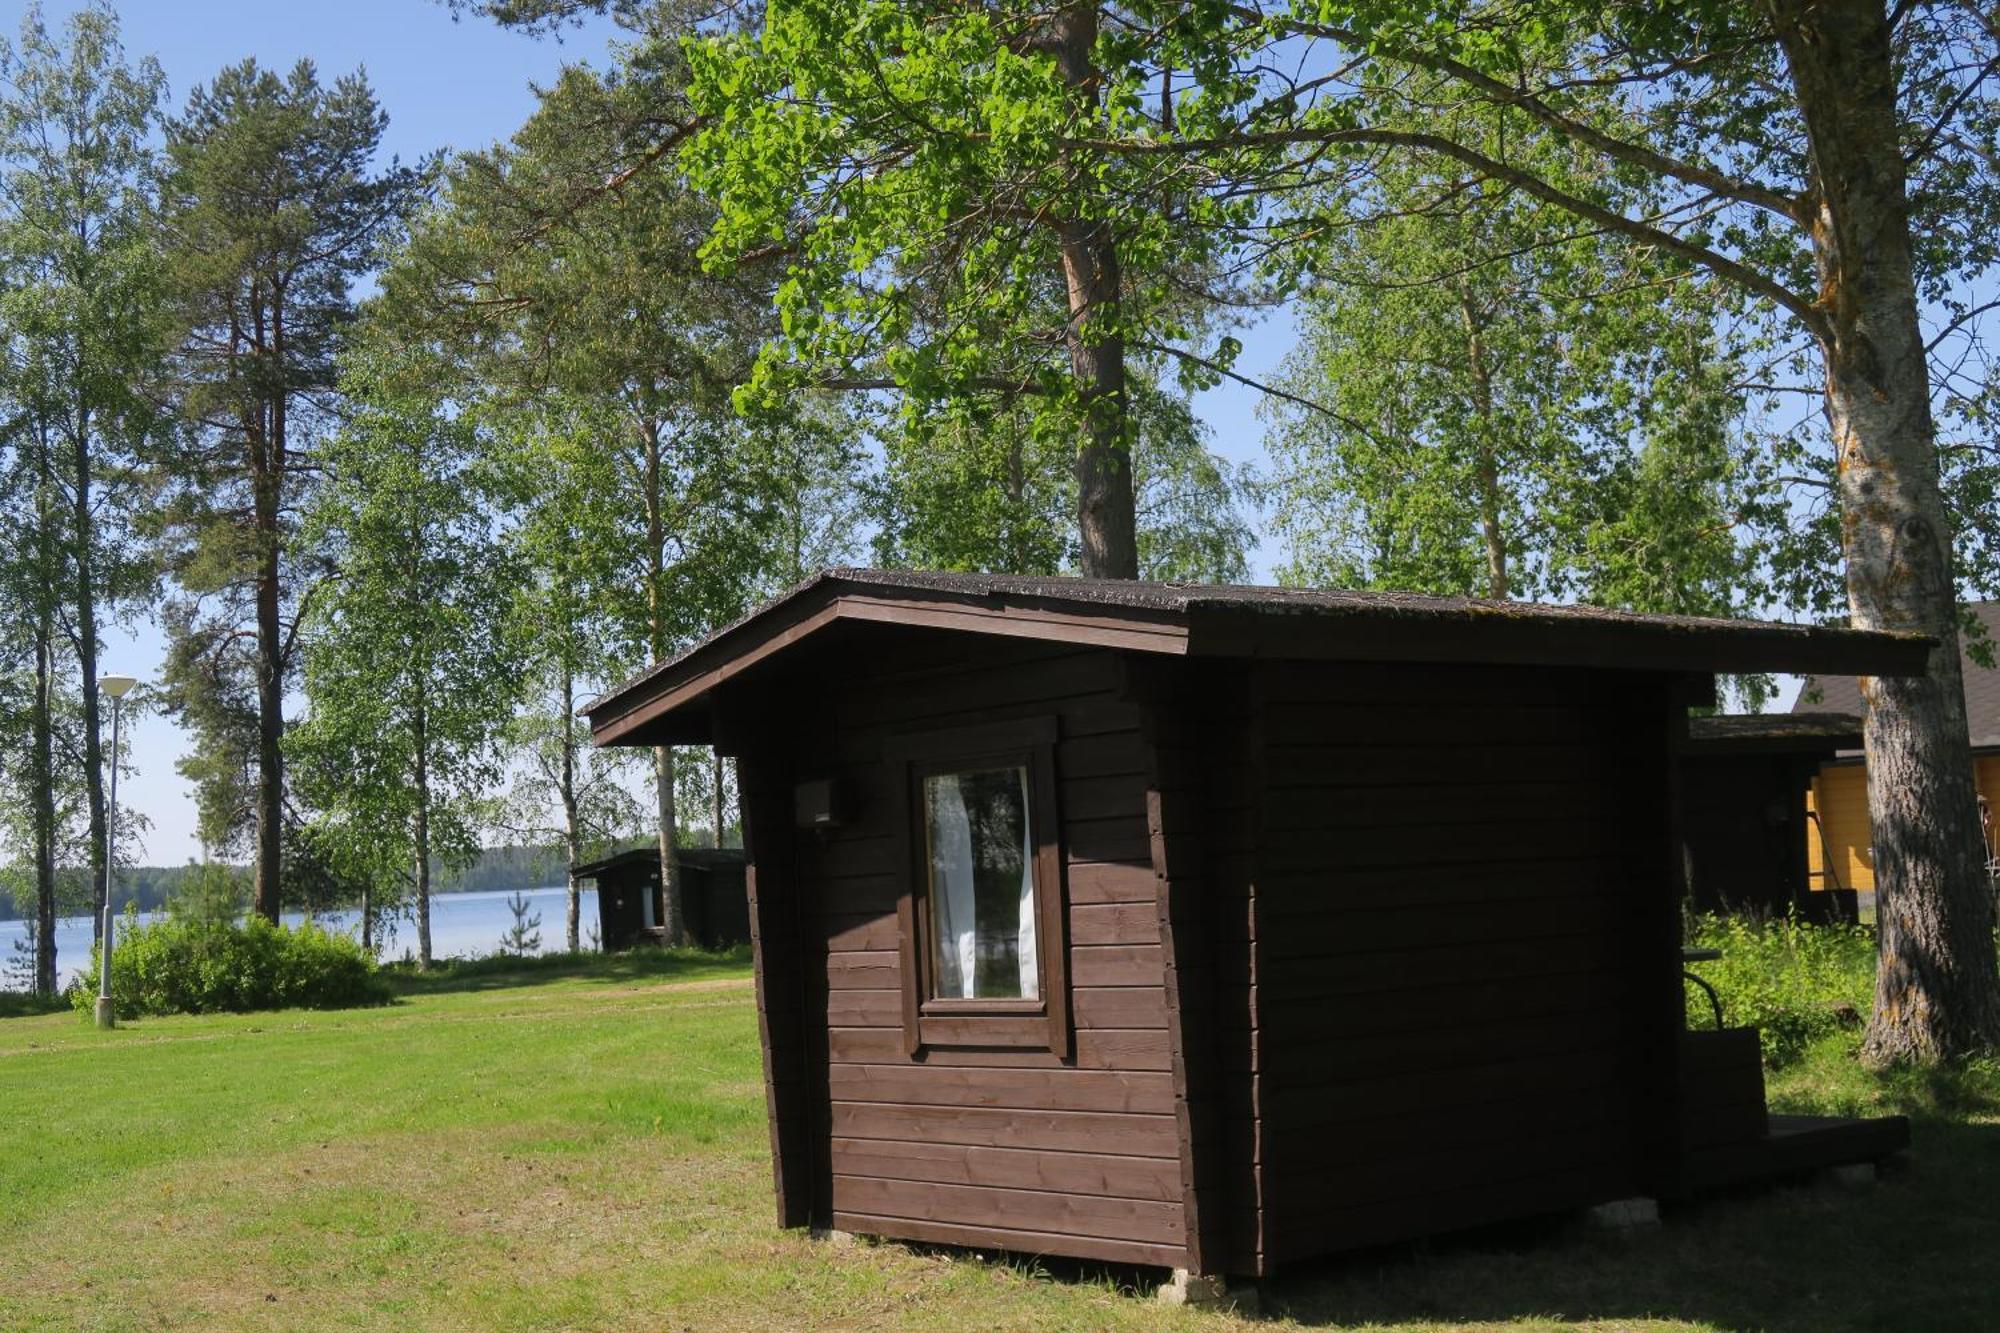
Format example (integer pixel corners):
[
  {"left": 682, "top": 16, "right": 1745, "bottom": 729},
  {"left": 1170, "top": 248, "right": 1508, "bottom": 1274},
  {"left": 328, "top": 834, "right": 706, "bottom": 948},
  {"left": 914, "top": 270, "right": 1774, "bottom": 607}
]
[{"left": 1684, "top": 914, "right": 1876, "bottom": 1066}]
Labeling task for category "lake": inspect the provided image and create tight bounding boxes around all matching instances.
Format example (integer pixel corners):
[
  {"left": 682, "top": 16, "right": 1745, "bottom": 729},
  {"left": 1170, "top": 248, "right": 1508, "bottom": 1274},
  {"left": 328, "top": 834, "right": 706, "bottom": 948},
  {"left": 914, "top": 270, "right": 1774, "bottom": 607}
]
[{"left": 1, "top": 884, "right": 600, "bottom": 991}]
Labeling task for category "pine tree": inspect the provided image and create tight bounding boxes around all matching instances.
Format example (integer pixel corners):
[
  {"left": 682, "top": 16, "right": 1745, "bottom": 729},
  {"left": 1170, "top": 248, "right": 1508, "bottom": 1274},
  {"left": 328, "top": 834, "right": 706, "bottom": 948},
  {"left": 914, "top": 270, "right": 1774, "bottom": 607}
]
[{"left": 156, "top": 59, "right": 425, "bottom": 922}]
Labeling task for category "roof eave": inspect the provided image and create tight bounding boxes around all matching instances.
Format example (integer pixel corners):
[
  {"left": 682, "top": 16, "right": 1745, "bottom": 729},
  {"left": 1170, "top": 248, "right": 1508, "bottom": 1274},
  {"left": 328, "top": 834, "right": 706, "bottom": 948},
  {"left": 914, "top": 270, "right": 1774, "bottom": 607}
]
[
  {"left": 1185, "top": 607, "right": 1932, "bottom": 678},
  {"left": 587, "top": 580, "right": 1191, "bottom": 747}
]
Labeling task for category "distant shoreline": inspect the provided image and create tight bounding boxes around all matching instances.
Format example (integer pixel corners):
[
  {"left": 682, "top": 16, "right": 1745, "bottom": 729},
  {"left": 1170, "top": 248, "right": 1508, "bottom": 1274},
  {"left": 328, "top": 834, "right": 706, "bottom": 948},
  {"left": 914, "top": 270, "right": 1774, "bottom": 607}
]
[{"left": 0, "top": 879, "right": 578, "bottom": 925}]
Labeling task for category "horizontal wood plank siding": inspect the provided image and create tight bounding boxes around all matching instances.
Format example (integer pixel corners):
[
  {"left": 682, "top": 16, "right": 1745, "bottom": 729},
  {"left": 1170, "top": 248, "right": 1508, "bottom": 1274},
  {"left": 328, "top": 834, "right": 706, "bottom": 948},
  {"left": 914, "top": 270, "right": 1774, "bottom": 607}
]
[
  {"left": 780, "top": 635, "right": 1178, "bottom": 1262},
  {"left": 1806, "top": 754, "right": 2000, "bottom": 894},
  {"left": 1250, "top": 660, "right": 1666, "bottom": 1266}
]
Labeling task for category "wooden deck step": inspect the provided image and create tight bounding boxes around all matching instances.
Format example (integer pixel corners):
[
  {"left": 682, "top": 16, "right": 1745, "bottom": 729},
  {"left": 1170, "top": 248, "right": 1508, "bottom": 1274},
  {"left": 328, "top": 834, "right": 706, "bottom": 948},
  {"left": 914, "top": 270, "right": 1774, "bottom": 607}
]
[{"left": 1683, "top": 1113, "right": 1909, "bottom": 1193}]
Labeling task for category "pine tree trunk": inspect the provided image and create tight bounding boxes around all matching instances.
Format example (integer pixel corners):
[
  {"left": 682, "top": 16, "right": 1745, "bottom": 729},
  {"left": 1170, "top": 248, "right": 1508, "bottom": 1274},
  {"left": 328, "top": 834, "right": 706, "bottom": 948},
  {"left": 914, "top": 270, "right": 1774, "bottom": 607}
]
[
  {"left": 249, "top": 401, "right": 285, "bottom": 923},
  {"left": 1051, "top": 2, "right": 1138, "bottom": 580},
  {"left": 1775, "top": 0, "right": 2000, "bottom": 1061}
]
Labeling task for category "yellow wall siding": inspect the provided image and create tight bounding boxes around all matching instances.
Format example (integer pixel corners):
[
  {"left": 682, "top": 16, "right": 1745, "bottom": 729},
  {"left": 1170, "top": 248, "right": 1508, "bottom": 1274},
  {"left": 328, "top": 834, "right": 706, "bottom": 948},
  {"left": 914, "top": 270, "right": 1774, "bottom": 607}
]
[
  {"left": 1807, "top": 752, "right": 2000, "bottom": 893},
  {"left": 1806, "top": 763, "right": 1874, "bottom": 891}
]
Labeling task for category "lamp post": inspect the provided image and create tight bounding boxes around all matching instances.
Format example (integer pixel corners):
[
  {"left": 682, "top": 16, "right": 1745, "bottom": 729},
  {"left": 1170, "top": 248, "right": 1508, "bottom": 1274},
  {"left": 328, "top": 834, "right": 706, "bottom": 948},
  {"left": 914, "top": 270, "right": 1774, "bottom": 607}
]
[{"left": 95, "top": 674, "right": 138, "bottom": 1031}]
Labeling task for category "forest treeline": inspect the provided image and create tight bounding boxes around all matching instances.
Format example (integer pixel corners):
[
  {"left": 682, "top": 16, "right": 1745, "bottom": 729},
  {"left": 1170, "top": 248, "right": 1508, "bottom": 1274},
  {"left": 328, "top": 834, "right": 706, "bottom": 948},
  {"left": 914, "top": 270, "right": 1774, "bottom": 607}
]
[
  {"left": 0, "top": 844, "right": 594, "bottom": 922},
  {"left": 4, "top": 1, "right": 2000, "bottom": 1060}
]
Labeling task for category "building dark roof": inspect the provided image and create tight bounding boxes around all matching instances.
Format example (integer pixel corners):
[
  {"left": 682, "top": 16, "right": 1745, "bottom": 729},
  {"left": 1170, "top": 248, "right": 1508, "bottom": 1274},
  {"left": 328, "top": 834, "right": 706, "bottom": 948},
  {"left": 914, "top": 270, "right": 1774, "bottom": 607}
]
[
  {"left": 1794, "top": 602, "right": 2000, "bottom": 749},
  {"left": 1686, "top": 712, "right": 1866, "bottom": 755},
  {"left": 571, "top": 848, "right": 658, "bottom": 880},
  {"left": 571, "top": 846, "right": 744, "bottom": 878},
  {"left": 587, "top": 569, "right": 1934, "bottom": 747}
]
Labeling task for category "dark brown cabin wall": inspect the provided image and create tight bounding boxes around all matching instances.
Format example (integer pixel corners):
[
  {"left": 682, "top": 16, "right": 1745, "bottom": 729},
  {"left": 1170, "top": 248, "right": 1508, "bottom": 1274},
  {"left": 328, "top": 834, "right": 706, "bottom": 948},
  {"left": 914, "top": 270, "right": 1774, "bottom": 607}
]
[
  {"left": 776, "top": 633, "right": 1181, "bottom": 1261},
  {"left": 1246, "top": 661, "right": 1675, "bottom": 1266},
  {"left": 1127, "top": 657, "right": 1258, "bottom": 1276},
  {"left": 725, "top": 703, "right": 818, "bottom": 1230}
]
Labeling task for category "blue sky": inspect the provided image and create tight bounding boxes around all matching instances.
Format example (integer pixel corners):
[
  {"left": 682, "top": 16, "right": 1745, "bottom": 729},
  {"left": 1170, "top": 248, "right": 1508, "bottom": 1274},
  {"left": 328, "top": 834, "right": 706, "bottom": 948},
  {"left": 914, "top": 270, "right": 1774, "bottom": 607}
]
[{"left": 35, "top": 0, "right": 1295, "bottom": 863}]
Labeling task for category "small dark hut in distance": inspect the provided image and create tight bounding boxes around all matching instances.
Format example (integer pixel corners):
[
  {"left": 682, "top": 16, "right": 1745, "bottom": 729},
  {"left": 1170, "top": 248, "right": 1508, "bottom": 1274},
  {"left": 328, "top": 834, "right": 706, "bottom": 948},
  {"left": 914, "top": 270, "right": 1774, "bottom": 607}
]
[
  {"left": 1679, "top": 712, "right": 1865, "bottom": 922},
  {"left": 572, "top": 847, "right": 750, "bottom": 952},
  {"left": 584, "top": 570, "right": 1923, "bottom": 1282}
]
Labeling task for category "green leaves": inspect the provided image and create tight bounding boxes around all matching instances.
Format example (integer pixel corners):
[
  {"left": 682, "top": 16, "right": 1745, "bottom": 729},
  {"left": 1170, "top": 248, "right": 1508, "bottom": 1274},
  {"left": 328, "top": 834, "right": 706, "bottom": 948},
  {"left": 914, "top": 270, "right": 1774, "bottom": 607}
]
[
  {"left": 683, "top": 0, "right": 1256, "bottom": 567},
  {"left": 1268, "top": 101, "right": 1768, "bottom": 617},
  {"left": 288, "top": 347, "right": 524, "bottom": 905}
]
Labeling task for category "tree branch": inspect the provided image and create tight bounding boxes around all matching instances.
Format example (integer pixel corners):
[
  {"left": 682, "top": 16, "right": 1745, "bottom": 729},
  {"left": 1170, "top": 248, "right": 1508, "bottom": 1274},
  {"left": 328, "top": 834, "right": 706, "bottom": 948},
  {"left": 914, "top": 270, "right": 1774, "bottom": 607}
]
[{"left": 1073, "top": 124, "right": 1831, "bottom": 342}]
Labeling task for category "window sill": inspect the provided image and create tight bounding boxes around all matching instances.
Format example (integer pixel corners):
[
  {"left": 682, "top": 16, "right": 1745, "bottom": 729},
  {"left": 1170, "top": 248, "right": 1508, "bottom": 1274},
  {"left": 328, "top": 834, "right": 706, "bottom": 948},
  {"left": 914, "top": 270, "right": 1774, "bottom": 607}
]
[{"left": 915, "top": 1012, "right": 1060, "bottom": 1050}]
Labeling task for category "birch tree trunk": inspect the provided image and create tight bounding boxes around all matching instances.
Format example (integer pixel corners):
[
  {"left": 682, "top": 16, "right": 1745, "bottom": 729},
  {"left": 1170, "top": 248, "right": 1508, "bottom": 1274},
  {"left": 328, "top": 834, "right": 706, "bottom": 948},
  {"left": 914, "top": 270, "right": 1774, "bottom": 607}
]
[
  {"left": 31, "top": 610, "right": 59, "bottom": 999},
  {"left": 1775, "top": 0, "right": 2000, "bottom": 1061},
  {"left": 561, "top": 660, "right": 582, "bottom": 953},
  {"left": 1458, "top": 288, "right": 1509, "bottom": 601},
  {"left": 708, "top": 753, "right": 721, "bottom": 848},
  {"left": 413, "top": 686, "right": 433, "bottom": 970},
  {"left": 1051, "top": 2, "right": 1138, "bottom": 580},
  {"left": 71, "top": 399, "right": 113, "bottom": 953},
  {"left": 641, "top": 414, "right": 688, "bottom": 946}
]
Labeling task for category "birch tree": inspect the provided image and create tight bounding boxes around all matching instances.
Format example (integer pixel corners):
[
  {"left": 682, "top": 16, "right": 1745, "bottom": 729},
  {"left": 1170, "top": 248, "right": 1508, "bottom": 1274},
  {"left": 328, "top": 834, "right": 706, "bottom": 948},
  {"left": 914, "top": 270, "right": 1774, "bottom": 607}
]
[
  {"left": 490, "top": 410, "right": 644, "bottom": 953},
  {"left": 288, "top": 352, "right": 520, "bottom": 969},
  {"left": 0, "top": 2, "right": 168, "bottom": 952},
  {"left": 381, "top": 53, "right": 803, "bottom": 947}
]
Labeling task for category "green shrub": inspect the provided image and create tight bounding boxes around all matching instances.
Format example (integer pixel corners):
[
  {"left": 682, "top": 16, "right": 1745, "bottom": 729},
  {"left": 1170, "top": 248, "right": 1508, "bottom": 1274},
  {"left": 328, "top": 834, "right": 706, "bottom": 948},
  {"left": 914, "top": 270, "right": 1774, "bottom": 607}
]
[
  {"left": 69, "top": 910, "right": 390, "bottom": 1018},
  {"left": 1684, "top": 914, "right": 1877, "bottom": 1067}
]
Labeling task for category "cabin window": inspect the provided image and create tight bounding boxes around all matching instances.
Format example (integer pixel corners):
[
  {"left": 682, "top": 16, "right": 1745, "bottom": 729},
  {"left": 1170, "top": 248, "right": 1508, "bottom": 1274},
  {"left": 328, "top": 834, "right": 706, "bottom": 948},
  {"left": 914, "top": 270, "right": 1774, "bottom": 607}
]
[
  {"left": 922, "top": 766, "right": 1038, "bottom": 1001},
  {"left": 888, "top": 718, "right": 1069, "bottom": 1057}
]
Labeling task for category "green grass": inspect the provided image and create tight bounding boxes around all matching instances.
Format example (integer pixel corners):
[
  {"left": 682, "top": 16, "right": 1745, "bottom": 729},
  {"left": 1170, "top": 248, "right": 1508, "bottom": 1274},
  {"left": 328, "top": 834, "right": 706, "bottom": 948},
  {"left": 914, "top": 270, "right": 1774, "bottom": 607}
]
[
  {"left": 1682, "top": 915, "right": 1877, "bottom": 1066},
  {"left": 4, "top": 948, "right": 1999, "bottom": 1331}
]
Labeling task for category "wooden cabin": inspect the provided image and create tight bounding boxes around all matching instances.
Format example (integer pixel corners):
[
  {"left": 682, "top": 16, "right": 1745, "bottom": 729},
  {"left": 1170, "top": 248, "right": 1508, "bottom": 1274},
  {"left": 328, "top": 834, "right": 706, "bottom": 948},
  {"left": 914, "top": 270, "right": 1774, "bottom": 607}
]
[
  {"left": 585, "top": 570, "right": 1922, "bottom": 1281},
  {"left": 572, "top": 847, "right": 750, "bottom": 952},
  {"left": 1794, "top": 601, "right": 2000, "bottom": 897},
  {"left": 1680, "top": 713, "right": 1864, "bottom": 921}
]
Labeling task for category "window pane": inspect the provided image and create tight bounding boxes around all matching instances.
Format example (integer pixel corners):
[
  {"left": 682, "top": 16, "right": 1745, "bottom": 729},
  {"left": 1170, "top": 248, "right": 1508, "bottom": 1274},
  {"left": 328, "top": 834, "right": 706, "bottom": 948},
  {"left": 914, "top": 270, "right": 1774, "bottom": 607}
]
[{"left": 923, "top": 766, "right": 1038, "bottom": 1000}]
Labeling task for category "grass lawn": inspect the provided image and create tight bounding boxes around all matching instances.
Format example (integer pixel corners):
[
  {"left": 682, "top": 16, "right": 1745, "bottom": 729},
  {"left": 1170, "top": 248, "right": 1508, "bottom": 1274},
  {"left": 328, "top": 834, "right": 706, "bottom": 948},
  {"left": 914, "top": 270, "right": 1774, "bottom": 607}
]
[{"left": 5, "top": 951, "right": 2000, "bottom": 1332}]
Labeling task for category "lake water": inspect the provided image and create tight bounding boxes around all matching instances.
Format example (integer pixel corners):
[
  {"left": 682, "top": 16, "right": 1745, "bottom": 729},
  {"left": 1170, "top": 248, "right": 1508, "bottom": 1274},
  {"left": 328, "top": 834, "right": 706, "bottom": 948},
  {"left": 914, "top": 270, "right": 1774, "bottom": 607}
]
[{"left": 1, "top": 884, "right": 600, "bottom": 991}]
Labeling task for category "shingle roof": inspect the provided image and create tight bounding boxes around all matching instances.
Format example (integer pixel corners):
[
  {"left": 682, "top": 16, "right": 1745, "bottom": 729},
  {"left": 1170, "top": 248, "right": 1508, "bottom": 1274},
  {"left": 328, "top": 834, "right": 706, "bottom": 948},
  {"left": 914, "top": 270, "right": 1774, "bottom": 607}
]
[
  {"left": 1687, "top": 712, "right": 1865, "bottom": 753},
  {"left": 586, "top": 569, "right": 1933, "bottom": 746},
  {"left": 1794, "top": 602, "right": 2000, "bottom": 749}
]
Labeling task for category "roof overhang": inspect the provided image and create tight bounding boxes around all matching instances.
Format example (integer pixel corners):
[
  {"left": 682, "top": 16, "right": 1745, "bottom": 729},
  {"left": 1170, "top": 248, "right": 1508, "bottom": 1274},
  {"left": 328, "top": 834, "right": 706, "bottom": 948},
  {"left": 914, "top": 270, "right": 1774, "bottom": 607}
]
[
  {"left": 1684, "top": 713, "right": 1868, "bottom": 757},
  {"left": 586, "top": 571, "right": 1935, "bottom": 749}
]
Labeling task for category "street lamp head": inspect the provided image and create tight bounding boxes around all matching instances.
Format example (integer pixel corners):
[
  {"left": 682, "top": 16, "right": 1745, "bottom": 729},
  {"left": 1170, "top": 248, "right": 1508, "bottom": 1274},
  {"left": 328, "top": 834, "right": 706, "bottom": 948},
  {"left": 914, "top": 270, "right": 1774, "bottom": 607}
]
[{"left": 99, "top": 674, "right": 139, "bottom": 699}]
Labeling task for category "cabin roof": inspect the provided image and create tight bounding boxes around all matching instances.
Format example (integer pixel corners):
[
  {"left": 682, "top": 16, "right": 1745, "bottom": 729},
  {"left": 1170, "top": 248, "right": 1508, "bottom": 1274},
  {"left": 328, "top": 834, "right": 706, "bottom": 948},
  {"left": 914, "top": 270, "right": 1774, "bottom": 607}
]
[
  {"left": 1794, "top": 601, "right": 2000, "bottom": 749},
  {"left": 570, "top": 846, "right": 744, "bottom": 878},
  {"left": 1686, "top": 711, "right": 1866, "bottom": 755},
  {"left": 587, "top": 568, "right": 1934, "bottom": 746}
]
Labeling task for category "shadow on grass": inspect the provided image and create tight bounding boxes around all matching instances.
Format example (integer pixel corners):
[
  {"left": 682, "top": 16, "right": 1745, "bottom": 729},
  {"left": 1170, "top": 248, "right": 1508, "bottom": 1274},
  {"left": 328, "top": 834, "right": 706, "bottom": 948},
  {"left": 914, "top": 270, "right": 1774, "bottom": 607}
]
[
  {"left": 858, "top": 1045, "right": 2000, "bottom": 1331},
  {"left": 1254, "top": 1050, "right": 2000, "bottom": 1333},
  {"left": 1255, "top": 1119, "right": 2000, "bottom": 1333},
  {"left": 381, "top": 945, "right": 753, "bottom": 1000},
  {"left": 0, "top": 991, "right": 68, "bottom": 1020}
]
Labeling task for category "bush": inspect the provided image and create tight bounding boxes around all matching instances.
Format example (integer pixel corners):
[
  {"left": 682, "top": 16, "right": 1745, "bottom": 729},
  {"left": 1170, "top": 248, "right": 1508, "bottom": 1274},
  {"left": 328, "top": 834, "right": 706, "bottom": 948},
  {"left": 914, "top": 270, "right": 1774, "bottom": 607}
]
[
  {"left": 69, "top": 910, "right": 391, "bottom": 1018},
  {"left": 1684, "top": 914, "right": 1877, "bottom": 1067}
]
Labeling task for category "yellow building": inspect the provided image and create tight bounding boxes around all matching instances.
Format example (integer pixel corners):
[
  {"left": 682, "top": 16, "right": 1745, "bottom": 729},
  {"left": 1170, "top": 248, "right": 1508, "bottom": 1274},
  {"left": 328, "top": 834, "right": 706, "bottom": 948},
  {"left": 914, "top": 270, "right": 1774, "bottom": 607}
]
[
  {"left": 1804, "top": 757, "right": 2000, "bottom": 892},
  {"left": 1797, "top": 603, "right": 2000, "bottom": 894}
]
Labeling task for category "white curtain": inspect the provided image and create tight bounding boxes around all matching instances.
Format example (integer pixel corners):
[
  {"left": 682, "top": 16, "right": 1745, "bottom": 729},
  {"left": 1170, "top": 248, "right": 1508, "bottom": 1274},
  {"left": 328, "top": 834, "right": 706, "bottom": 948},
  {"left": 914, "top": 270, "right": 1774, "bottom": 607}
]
[
  {"left": 1015, "top": 768, "right": 1038, "bottom": 1000},
  {"left": 929, "top": 775, "right": 978, "bottom": 998}
]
